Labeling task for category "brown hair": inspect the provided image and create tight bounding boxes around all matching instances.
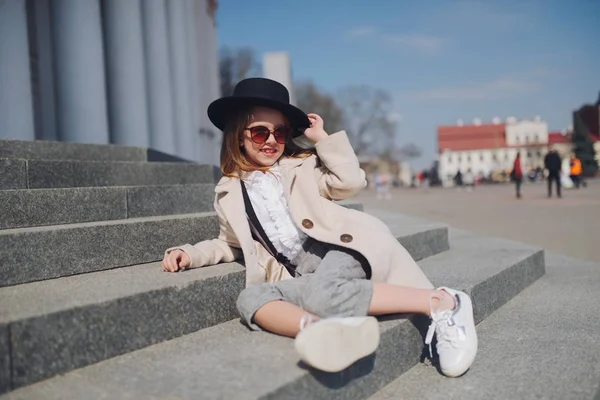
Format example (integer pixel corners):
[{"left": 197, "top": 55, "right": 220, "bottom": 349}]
[{"left": 220, "top": 107, "right": 315, "bottom": 178}]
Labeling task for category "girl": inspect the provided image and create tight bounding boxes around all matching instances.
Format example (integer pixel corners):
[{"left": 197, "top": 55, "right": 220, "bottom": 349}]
[{"left": 162, "top": 78, "right": 477, "bottom": 376}]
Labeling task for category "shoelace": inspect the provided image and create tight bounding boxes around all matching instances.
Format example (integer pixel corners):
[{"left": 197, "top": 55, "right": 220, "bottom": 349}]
[
  {"left": 425, "top": 310, "right": 454, "bottom": 358},
  {"left": 424, "top": 292, "right": 464, "bottom": 358}
]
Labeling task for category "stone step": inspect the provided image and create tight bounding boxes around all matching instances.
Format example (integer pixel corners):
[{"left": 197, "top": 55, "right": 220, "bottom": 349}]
[
  {"left": 0, "top": 184, "right": 215, "bottom": 230},
  {"left": 0, "top": 138, "right": 187, "bottom": 162},
  {"left": 369, "top": 250, "right": 600, "bottom": 400},
  {"left": 0, "top": 218, "right": 449, "bottom": 392},
  {"left": 0, "top": 206, "right": 445, "bottom": 288},
  {"left": 1, "top": 232, "right": 545, "bottom": 399},
  {"left": 0, "top": 159, "right": 27, "bottom": 190},
  {"left": 0, "top": 158, "right": 215, "bottom": 190},
  {"left": 0, "top": 213, "right": 220, "bottom": 287},
  {"left": 0, "top": 189, "right": 361, "bottom": 231}
]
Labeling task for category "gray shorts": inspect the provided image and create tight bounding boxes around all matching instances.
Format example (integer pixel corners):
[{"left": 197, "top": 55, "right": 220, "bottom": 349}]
[{"left": 236, "top": 240, "right": 373, "bottom": 331}]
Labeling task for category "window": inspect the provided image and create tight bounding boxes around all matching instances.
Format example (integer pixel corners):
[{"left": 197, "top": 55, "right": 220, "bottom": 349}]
[
  {"left": 458, "top": 156, "right": 462, "bottom": 162},
  {"left": 537, "top": 151, "right": 541, "bottom": 158},
  {"left": 447, "top": 156, "right": 452, "bottom": 164},
  {"left": 527, "top": 151, "right": 532, "bottom": 158},
  {"left": 467, "top": 155, "right": 471, "bottom": 162},
  {"left": 516, "top": 137, "right": 520, "bottom": 144},
  {"left": 480, "top": 153, "right": 484, "bottom": 161},
  {"left": 492, "top": 153, "right": 497, "bottom": 161},
  {"left": 525, "top": 137, "right": 530, "bottom": 144},
  {"left": 535, "top": 135, "right": 539, "bottom": 143},
  {"left": 504, "top": 153, "right": 509, "bottom": 161}
]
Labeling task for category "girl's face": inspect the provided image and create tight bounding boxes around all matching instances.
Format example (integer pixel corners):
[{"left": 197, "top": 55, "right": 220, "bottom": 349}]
[{"left": 242, "top": 107, "right": 289, "bottom": 168}]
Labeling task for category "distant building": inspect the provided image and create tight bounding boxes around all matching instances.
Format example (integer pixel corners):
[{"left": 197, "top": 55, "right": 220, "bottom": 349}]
[
  {"left": 437, "top": 116, "right": 564, "bottom": 184},
  {"left": 262, "top": 52, "right": 295, "bottom": 105},
  {"left": 0, "top": 0, "right": 221, "bottom": 164}
]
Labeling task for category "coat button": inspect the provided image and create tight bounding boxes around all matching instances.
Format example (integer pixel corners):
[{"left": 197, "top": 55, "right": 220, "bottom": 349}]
[
  {"left": 302, "top": 219, "right": 314, "bottom": 229},
  {"left": 340, "top": 234, "right": 353, "bottom": 243}
]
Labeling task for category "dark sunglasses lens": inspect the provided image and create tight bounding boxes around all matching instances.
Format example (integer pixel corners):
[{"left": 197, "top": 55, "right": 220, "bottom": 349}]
[
  {"left": 273, "top": 127, "right": 289, "bottom": 144},
  {"left": 250, "top": 127, "right": 269, "bottom": 143}
]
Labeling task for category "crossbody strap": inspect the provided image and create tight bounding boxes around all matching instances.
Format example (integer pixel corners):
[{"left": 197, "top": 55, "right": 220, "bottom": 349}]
[{"left": 240, "top": 180, "right": 296, "bottom": 275}]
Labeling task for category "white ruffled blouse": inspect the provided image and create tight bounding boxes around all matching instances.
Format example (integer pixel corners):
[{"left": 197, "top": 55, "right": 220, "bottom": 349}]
[{"left": 243, "top": 165, "right": 307, "bottom": 261}]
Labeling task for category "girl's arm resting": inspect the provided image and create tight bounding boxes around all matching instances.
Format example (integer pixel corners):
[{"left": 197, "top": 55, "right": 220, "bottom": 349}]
[
  {"left": 313, "top": 130, "right": 367, "bottom": 200},
  {"left": 164, "top": 204, "right": 243, "bottom": 268}
]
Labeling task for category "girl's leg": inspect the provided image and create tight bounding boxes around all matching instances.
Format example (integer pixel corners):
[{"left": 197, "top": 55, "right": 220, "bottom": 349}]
[
  {"left": 368, "top": 283, "right": 455, "bottom": 317},
  {"left": 251, "top": 284, "right": 457, "bottom": 337},
  {"left": 253, "top": 300, "right": 317, "bottom": 338}
]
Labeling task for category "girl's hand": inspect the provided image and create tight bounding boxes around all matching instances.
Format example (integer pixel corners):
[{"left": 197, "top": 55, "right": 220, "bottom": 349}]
[
  {"left": 162, "top": 249, "right": 191, "bottom": 272},
  {"left": 303, "top": 113, "right": 329, "bottom": 143}
]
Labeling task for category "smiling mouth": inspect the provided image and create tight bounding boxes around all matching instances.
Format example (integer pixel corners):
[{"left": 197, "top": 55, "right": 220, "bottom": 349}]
[{"left": 261, "top": 148, "right": 277, "bottom": 156}]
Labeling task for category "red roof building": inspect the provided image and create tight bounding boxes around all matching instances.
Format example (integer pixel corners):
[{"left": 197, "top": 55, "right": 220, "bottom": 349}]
[
  {"left": 437, "top": 117, "right": 563, "bottom": 184},
  {"left": 437, "top": 123, "right": 506, "bottom": 152},
  {"left": 548, "top": 132, "right": 570, "bottom": 144}
]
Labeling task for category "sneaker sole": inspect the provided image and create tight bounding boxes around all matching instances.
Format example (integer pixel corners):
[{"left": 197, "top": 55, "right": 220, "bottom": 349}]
[
  {"left": 441, "top": 292, "right": 478, "bottom": 378},
  {"left": 294, "top": 317, "right": 380, "bottom": 373}
]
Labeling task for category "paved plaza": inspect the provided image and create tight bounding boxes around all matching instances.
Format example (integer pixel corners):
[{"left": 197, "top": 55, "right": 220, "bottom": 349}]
[{"left": 357, "top": 179, "right": 600, "bottom": 263}]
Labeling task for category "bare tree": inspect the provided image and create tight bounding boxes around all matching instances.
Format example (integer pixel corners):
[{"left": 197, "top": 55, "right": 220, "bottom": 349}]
[
  {"left": 295, "top": 81, "right": 344, "bottom": 134},
  {"left": 337, "top": 86, "right": 397, "bottom": 155},
  {"left": 397, "top": 143, "right": 422, "bottom": 160},
  {"left": 219, "top": 47, "right": 261, "bottom": 96}
]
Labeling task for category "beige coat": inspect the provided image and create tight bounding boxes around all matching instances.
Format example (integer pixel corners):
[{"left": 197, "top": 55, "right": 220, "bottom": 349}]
[{"left": 166, "top": 131, "right": 433, "bottom": 289}]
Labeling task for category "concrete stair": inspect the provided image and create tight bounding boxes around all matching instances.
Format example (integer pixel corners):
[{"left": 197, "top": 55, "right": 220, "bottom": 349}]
[
  {"left": 0, "top": 230, "right": 544, "bottom": 399},
  {"left": 0, "top": 138, "right": 187, "bottom": 162},
  {"left": 370, "top": 248, "right": 600, "bottom": 400},
  {"left": 0, "top": 216, "right": 449, "bottom": 391},
  {"left": 0, "top": 213, "right": 220, "bottom": 286},
  {"left": 0, "top": 184, "right": 216, "bottom": 229},
  {"left": 0, "top": 139, "right": 549, "bottom": 398},
  {"left": 0, "top": 158, "right": 215, "bottom": 189}
]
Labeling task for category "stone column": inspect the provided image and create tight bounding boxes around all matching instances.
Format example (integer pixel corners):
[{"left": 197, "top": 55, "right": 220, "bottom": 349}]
[
  {"left": 103, "top": 0, "right": 149, "bottom": 147},
  {"left": 206, "top": 4, "right": 222, "bottom": 165},
  {"left": 185, "top": 0, "right": 202, "bottom": 161},
  {"left": 198, "top": 0, "right": 221, "bottom": 165},
  {"left": 166, "top": 0, "right": 195, "bottom": 160},
  {"left": 51, "top": 0, "right": 109, "bottom": 144},
  {"left": 0, "top": 0, "right": 35, "bottom": 140},
  {"left": 141, "top": 0, "right": 176, "bottom": 155},
  {"left": 28, "top": 0, "right": 58, "bottom": 141}
]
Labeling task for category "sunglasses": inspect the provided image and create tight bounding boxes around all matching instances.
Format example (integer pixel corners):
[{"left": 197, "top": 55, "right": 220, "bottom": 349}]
[{"left": 245, "top": 125, "right": 291, "bottom": 144}]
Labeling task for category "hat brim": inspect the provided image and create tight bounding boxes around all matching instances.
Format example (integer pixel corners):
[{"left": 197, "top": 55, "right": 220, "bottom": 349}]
[{"left": 208, "top": 97, "right": 310, "bottom": 138}]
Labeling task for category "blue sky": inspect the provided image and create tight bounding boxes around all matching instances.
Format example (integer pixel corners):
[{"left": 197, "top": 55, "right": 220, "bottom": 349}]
[{"left": 216, "top": 0, "right": 600, "bottom": 169}]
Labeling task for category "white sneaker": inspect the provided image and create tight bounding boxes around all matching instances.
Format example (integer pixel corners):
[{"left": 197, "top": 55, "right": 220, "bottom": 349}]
[
  {"left": 425, "top": 287, "right": 478, "bottom": 377},
  {"left": 294, "top": 315, "right": 380, "bottom": 372}
]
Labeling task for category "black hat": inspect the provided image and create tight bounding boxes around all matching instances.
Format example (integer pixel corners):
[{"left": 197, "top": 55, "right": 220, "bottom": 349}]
[{"left": 208, "top": 78, "right": 310, "bottom": 137}]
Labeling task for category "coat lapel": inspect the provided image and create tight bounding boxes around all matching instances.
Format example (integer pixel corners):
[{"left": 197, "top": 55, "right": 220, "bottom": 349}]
[
  {"left": 279, "top": 155, "right": 309, "bottom": 195},
  {"left": 215, "top": 177, "right": 253, "bottom": 249}
]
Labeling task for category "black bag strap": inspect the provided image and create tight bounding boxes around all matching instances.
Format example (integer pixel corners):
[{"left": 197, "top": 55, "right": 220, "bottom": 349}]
[{"left": 240, "top": 180, "right": 296, "bottom": 274}]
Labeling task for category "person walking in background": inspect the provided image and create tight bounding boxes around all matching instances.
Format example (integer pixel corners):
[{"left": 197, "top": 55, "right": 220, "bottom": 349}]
[
  {"left": 569, "top": 155, "right": 586, "bottom": 189},
  {"left": 463, "top": 169, "right": 475, "bottom": 192},
  {"left": 511, "top": 153, "right": 523, "bottom": 198},
  {"left": 454, "top": 170, "right": 463, "bottom": 189},
  {"left": 374, "top": 171, "right": 392, "bottom": 200},
  {"left": 544, "top": 145, "right": 562, "bottom": 198}
]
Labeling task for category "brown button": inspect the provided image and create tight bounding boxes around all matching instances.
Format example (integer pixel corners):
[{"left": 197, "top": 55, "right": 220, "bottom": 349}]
[
  {"left": 302, "top": 219, "right": 314, "bottom": 229},
  {"left": 340, "top": 234, "right": 353, "bottom": 243}
]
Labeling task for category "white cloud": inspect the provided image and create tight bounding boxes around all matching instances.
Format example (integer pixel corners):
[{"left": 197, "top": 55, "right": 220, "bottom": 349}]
[
  {"left": 346, "top": 27, "right": 377, "bottom": 37},
  {"left": 346, "top": 28, "right": 443, "bottom": 55},
  {"left": 411, "top": 77, "right": 540, "bottom": 101},
  {"left": 382, "top": 34, "right": 443, "bottom": 55}
]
